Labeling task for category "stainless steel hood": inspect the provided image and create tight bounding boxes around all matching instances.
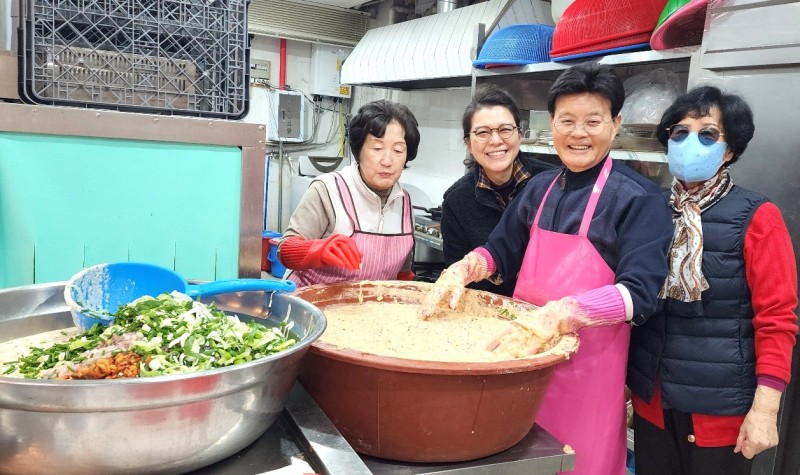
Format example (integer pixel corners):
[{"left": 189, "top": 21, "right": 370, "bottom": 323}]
[{"left": 341, "top": 0, "right": 552, "bottom": 90}]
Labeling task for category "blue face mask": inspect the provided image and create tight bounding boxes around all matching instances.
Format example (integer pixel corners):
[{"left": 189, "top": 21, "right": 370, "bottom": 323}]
[{"left": 668, "top": 132, "right": 727, "bottom": 182}]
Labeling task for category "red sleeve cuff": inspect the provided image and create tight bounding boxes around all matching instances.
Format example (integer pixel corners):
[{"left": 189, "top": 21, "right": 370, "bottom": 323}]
[{"left": 758, "top": 375, "right": 787, "bottom": 392}]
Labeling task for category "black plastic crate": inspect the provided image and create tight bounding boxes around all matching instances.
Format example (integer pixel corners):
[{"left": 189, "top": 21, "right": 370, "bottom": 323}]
[{"left": 19, "top": 0, "right": 250, "bottom": 119}]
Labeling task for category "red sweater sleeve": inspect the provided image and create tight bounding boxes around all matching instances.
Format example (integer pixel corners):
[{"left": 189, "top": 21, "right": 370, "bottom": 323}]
[{"left": 745, "top": 202, "right": 798, "bottom": 385}]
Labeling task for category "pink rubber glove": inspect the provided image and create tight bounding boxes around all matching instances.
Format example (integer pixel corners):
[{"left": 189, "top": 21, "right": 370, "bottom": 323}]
[
  {"left": 279, "top": 234, "right": 362, "bottom": 271},
  {"left": 418, "top": 249, "right": 492, "bottom": 319},
  {"left": 735, "top": 385, "right": 781, "bottom": 459}
]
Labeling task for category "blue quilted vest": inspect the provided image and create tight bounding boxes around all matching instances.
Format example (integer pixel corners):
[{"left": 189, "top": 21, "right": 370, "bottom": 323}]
[{"left": 628, "top": 186, "right": 768, "bottom": 415}]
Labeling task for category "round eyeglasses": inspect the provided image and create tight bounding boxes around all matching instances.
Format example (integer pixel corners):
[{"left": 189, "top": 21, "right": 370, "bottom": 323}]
[
  {"left": 469, "top": 125, "right": 518, "bottom": 142},
  {"left": 667, "top": 124, "right": 725, "bottom": 146},
  {"left": 553, "top": 117, "right": 613, "bottom": 136}
]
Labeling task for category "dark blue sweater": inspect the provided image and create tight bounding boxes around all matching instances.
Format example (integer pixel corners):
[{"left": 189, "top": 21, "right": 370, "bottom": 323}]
[{"left": 484, "top": 157, "right": 673, "bottom": 321}]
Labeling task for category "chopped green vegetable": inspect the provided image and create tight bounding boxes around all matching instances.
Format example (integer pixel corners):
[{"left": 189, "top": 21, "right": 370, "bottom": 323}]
[
  {"left": 5, "top": 292, "right": 297, "bottom": 379},
  {"left": 498, "top": 307, "right": 518, "bottom": 320}
]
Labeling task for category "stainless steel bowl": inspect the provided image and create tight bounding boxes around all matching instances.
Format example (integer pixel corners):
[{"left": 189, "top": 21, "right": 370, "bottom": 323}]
[{"left": 0, "top": 282, "right": 326, "bottom": 475}]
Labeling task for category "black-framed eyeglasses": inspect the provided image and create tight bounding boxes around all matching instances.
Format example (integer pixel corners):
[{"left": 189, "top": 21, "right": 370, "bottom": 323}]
[
  {"left": 469, "top": 125, "right": 518, "bottom": 142},
  {"left": 667, "top": 124, "right": 725, "bottom": 146},
  {"left": 553, "top": 117, "right": 613, "bottom": 136}
]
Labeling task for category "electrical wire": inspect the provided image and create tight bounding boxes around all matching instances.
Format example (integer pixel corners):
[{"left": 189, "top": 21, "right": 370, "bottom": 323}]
[
  {"left": 260, "top": 81, "right": 350, "bottom": 154},
  {"left": 338, "top": 101, "right": 345, "bottom": 157}
]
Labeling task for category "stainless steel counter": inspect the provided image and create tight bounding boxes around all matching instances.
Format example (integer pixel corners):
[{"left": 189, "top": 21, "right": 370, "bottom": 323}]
[
  {"left": 191, "top": 384, "right": 575, "bottom": 475},
  {"left": 414, "top": 230, "right": 444, "bottom": 252}
]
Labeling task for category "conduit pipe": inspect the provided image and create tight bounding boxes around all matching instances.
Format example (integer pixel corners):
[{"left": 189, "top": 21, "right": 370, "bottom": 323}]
[{"left": 279, "top": 38, "right": 287, "bottom": 90}]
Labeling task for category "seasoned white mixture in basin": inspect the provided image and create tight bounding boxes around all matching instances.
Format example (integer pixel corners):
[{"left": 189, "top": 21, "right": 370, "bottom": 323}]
[{"left": 319, "top": 301, "right": 559, "bottom": 363}]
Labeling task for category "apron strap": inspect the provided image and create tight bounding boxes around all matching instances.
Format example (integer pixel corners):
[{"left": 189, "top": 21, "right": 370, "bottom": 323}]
[
  {"left": 402, "top": 190, "right": 412, "bottom": 234},
  {"left": 578, "top": 156, "right": 613, "bottom": 237},
  {"left": 333, "top": 173, "right": 361, "bottom": 231},
  {"left": 533, "top": 173, "right": 563, "bottom": 227}
]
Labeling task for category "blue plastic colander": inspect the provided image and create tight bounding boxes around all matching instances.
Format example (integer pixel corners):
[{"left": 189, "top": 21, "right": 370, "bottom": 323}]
[
  {"left": 473, "top": 24, "right": 556, "bottom": 69},
  {"left": 64, "top": 262, "right": 296, "bottom": 331}
]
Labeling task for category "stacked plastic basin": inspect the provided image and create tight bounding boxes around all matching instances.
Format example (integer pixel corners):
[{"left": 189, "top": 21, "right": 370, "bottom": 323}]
[{"left": 549, "top": 0, "right": 668, "bottom": 61}]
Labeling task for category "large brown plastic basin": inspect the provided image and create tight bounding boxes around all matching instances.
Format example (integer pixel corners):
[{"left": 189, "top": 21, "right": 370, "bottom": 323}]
[{"left": 295, "top": 281, "right": 578, "bottom": 463}]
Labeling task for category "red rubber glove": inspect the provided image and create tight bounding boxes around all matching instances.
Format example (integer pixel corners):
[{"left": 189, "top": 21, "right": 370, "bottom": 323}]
[
  {"left": 279, "top": 234, "right": 362, "bottom": 271},
  {"left": 397, "top": 270, "right": 415, "bottom": 281}
]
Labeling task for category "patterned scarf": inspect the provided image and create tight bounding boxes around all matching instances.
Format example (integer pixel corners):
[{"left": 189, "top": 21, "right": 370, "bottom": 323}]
[{"left": 658, "top": 168, "right": 734, "bottom": 302}]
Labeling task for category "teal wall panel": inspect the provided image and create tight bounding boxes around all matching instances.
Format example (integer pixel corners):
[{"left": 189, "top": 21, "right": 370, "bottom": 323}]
[{"left": 0, "top": 132, "right": 243, "bottom": 288}]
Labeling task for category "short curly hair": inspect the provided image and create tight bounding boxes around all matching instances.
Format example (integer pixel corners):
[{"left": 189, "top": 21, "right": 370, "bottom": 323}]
[
  {"left": 349, "top": 100, "right": 420, "bottom": 165},
  {"left": 657, "top": 85, "right": 754, "bottom": 165}
]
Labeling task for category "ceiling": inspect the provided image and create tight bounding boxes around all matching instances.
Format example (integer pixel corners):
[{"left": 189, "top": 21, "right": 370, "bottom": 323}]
[{"left": 310, "top": 0, "right": 369, "bottom": 8}]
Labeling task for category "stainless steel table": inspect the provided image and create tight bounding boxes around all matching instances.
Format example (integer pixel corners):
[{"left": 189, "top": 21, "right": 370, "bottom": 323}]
[{"left": 191, "top": 384, "right": 575, "bottom": 475}]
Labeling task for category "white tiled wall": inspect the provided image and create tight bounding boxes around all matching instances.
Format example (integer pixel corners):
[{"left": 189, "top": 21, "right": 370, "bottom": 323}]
[{"left": 394, "top": 87, "right": 472, "bottom": 205}]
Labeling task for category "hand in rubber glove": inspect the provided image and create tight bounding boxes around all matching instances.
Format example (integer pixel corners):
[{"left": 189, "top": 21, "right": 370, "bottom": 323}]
[
  {"left": 487, "top": 286, "right": 626, "bottom": 358},
  {"left": 735, "top": 385, "right": 781, "bottom": 459},
  {"left": 279, "top": 234, "right": 362, "bottom": 271},
  {"left": 487, "top": 298, "right": 582, "bottom": 357},
  {"left": 418, "top": 251, "right": 490, "bottom": 319},
  {"left": 307, "top": 234, "right": 362, "bottom": 270}
]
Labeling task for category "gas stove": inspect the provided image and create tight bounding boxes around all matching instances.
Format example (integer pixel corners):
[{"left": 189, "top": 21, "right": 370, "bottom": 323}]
[
  {"left": 412, "top": 214, "right": 445, "bottom": 283},
  {"left": 413, "top": 214, "right": 443, "bottom": 250}
]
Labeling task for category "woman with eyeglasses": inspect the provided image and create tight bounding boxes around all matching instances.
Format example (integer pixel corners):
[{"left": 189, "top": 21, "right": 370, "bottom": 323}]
[
  {"left": 420, "top": 63, "right": 673, "bottom": 475},
  {"left": 439, "top": 84, "right": 556, "bottom": 296},
  {"left": 277, "top": 100, "right": 420, "bottom": 287},
  {"left": 628, "top": 86, "right": 798, "bottom": 474}
]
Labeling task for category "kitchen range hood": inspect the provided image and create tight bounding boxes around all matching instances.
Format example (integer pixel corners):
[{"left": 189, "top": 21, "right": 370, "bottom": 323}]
[{"left": 341, "top": 0, "right": 552, "bottom": 90}]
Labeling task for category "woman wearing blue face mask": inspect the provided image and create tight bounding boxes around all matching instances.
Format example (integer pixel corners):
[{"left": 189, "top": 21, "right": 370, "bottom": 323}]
[{"left": 629, "top": 86, "right": 798, "bottom": 474}]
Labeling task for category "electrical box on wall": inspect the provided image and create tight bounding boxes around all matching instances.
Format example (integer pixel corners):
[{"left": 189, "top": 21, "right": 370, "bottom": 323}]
[
  {"left": 268, "top": 89, "right": 305, "bottom": 143},
  {"left": 309, "top": 44, "right": 352, "bottom": 99},
  {"left": 250, "top": 59, "right": 271, "bottom": 80}
]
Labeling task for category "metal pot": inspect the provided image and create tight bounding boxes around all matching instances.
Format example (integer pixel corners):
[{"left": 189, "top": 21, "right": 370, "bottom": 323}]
[
  {"left": 295, "top": 280, "right": 579, "bottom": 463},
  {"left": 0, "top": 282, "right": 326, "bottom": 475}
]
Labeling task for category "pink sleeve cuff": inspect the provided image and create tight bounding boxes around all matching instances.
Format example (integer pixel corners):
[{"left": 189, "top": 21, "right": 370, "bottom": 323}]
[
  {"left": 758, "top": 375, "right": 787, "bottom": 392},
  {"left": 574, "top": 285, "right": 626, "bottom": 324},
  {"left": 473, "top": 247, "right": 496, "bottom": 275}
]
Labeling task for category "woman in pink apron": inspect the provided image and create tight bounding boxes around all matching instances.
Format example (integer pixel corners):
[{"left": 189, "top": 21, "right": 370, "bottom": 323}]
[
  {"left": 277, "top": 100, "right": 418, "bottom": 286},
  {"left": 421, "top": 63, "right": 673, "bottom": 474}
]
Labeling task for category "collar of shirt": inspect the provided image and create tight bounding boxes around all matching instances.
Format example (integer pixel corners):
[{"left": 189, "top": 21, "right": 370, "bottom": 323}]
[
  {"left": 559, "top": 155, "right": 609, "bottom": 190},
  {"left": 348, "top": 162, "right": 405, "bottom": 207},
  {"left": 475, "top": 158, "right": 532, "bottom": 207}
]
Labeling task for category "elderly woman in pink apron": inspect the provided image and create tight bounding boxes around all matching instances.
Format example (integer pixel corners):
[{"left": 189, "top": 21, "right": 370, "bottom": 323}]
[
  {"left": 278, "top": 100, "right": 419, "bottom": 286},
  {"left": 421, "top": 63, "right": 673, "bottom": 474}
]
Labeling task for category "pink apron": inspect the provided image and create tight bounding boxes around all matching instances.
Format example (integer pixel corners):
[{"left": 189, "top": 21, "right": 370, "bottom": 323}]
[
  {"left": 513, "top": 157, "right": 628, "bottom": 475},
  {"left": 290, "top": 173, "right": 414, "bottom": 287}
]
